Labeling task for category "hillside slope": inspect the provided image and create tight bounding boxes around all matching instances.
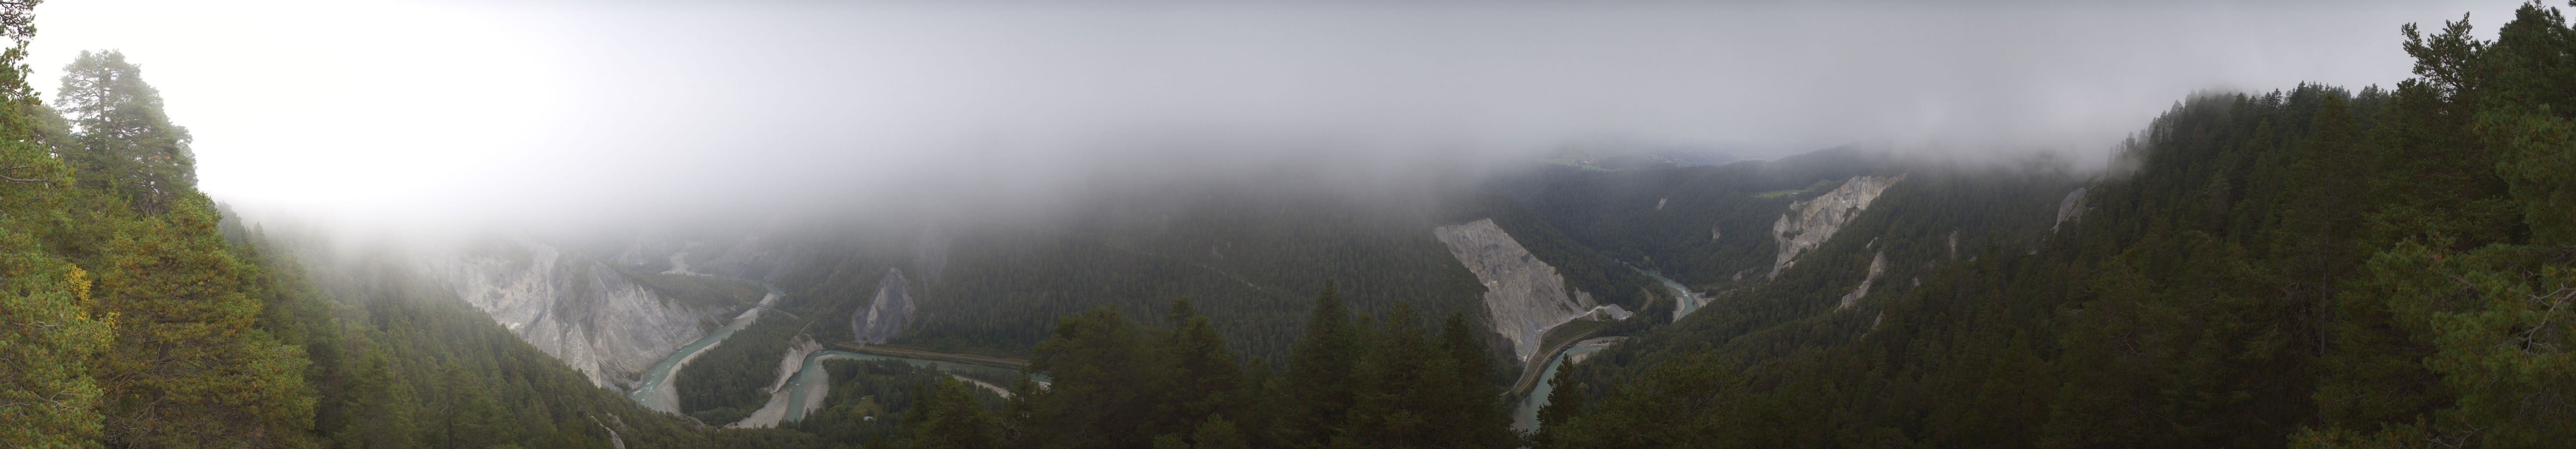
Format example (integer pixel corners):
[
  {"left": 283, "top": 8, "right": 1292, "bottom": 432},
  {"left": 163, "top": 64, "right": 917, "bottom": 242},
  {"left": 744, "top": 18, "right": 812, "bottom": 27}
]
[{"left": 1536, "top": 6, "right": 2576, "bottom": 448}]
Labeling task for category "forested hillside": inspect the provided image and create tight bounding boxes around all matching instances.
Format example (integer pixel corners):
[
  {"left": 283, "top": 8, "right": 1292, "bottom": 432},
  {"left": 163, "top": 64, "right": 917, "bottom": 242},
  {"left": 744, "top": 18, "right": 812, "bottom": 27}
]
[
  {"left": 0, "top": 2, "right": 722, "bottom": 445},
  {"left": 1517, "top": 146, "right": 1906, "bottom": 287},
  {"left": 10, "top": 1, "right": 2571, "bottom": 448},
  {"left": 761, "top": 184, "right": 1663, "bottom": 363},
  {"left": 1535, "top": 4, "right": 2576, "bottom": 448}
]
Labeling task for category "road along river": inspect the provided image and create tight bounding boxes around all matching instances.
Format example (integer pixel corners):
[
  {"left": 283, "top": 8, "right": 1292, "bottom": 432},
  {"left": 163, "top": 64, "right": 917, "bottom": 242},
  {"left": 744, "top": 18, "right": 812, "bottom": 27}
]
[
  {"left": 1510, "top": 337, "right": 1620, "bottom": 432},
  {"left": 620, "top": 279, "right": 1047, "bottom": 427},
  {"left": 627, "top": 282, "right": 785, "bottom": 413},
  {"left": 772, "top": 349, "right": 1048, "bottom": 424}
]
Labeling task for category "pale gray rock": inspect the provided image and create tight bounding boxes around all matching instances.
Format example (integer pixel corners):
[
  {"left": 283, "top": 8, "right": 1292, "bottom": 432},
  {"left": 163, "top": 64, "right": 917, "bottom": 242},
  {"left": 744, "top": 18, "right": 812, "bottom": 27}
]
[
  {"left": 1836, "top": 251, "right": 1887, "bottom": 310},
  {"left": 853, "top": 269, "right": 914, "bottom": 344},
  {"left": 435, "top": 237, "right": 729, "bottom": 388},
  {"left": 1433, "top": 218, "right": 1610, "bottom": 364},
  {"left": 1771, "top": 175, "right": 1906, "bottom": 278},
  {"left": 2054, "top": 186, "right": 2089, "bottom": 232}
]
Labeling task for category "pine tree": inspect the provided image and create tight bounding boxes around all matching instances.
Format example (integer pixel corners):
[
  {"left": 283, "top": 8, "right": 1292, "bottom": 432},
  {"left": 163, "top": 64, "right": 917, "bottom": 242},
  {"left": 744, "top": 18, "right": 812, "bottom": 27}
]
[
  {"left": 1276, "top": 285, "right": 1364, "bottom": 448},
  {"left": 0, "top": 253, "right": 111, "bottom": 448},
  {"left": 1019, "top": 306, "right": 1155, "bottom": 449},
  {"left": 1437, "top": 313, "right": 1514, "bottom": 448},
  {"left": 903, "top": 377, "right": 1001, "bottom": 449},
  {"left": 1531, "top": 365, "right": 1585, "bottom": 449},
  {"left": 1155, "top": 298, "right": 1247, "bottom": 445},
  {"left": 0, "top": 4, "right": 110, "bottom": 445},
  {"left": 92, "top": 197, "right": 314, "bottom": 448},
  {"left": 55, "top": 50, "right": 193, "bottom": 214}
]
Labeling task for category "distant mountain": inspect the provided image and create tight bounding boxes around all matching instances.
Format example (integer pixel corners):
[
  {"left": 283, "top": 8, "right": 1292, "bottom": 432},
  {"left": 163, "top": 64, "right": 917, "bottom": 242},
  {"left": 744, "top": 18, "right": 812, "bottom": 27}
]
[{"left": 1538, "top": 139, "right": 1740, "bottom": 171}]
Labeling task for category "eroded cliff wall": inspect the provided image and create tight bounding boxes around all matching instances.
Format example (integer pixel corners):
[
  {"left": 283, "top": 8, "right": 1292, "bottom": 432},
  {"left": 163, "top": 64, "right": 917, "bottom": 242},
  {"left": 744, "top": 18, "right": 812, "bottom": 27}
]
[
  {"left": 1771, "top": 175, "right": 1905, "bottom": 278},
  {"left": 1433, "top": 218, "right": 1619, "bottom": 364},
  {"left": 437, "top": 238, "right": 728, "bottom": 387},
  {"left": 853, "top": 268, "right": 915, "bottom": 344}
]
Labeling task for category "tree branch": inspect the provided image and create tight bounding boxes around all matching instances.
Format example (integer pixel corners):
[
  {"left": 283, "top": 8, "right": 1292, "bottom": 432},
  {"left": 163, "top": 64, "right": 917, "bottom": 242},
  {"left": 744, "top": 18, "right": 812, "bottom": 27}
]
[{"left": 0, "top": 164, "right": 48, "bottom": 183}]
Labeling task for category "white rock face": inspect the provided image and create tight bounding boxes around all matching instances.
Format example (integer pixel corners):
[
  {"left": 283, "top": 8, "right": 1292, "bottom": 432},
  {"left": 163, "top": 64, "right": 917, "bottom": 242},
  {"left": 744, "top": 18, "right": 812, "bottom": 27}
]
[
  {"left": 435, "top": 238, "right": 726, "bottom": 387},
  {"left": 853, "top": 269, "right": 915, "bottom": 344},
  {"left": 1433, "top": 218, "right": 1607, "bottom": 364},
  {"left": 2054, "top": 186, "right": 2089, "bottom": 232},
  {"left": 1771, "top": 175, "right": 1906, "bottom": 278},
  {"left": 1837, "top": 251, "right": 1887, "bottom": 310}
]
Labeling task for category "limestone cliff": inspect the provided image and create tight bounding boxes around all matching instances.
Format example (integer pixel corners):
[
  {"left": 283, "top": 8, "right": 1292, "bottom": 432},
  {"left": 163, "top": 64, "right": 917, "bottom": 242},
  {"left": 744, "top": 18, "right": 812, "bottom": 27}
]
[
  {"left": 1433, "top": 219, "right": 1627, "bottom": 364},
  {"left": 1836, "top": 251, "right": 1887, "bottom": 310},
  {"left": 853, "top": 269, "right": 914, "bottom": 344},
  {"left": 2053, "top": 186, "right": 2089, "bottom": 232},
  {"left": 436, "top": 238, "right": 729, "bottom": 387},
  {"left": 1771, "top": 175, "right": 1905, "bottom": 278}
]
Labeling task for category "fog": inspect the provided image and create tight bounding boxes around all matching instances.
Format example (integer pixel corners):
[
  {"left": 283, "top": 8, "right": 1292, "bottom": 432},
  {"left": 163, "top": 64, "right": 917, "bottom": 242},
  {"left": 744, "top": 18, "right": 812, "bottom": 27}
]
[{"left": 26, "top": 0, "right": 2518, "bottom": 235}]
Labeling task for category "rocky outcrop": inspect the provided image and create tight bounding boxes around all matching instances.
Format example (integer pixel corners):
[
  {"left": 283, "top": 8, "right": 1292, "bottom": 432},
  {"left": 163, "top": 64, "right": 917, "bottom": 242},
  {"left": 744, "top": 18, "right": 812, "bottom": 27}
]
[
  {"left": 1771, "top": 175, "right": 1905, "bottom": 278},
  {"left": 1836, "top": 251, "right": 1887, "bottom": 310},
  {"left": 853, "top": 269, "right": 915, "bottom": 344},
  {"left": 1433, "top": 219, "right": 1623, "bottom": 364},
  {"left": 436, "top": 237, "right": 728, "bottom": 387},
  {"left": 2054, "top": 186, "right": 2089, "bottom": 232}
]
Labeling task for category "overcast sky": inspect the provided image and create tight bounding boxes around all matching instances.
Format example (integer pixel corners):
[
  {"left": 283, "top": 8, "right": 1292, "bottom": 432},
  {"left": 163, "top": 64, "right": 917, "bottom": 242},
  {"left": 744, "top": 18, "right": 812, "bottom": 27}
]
[{"left": 24, "top": 0, "right": 2523, "bottom": 232}]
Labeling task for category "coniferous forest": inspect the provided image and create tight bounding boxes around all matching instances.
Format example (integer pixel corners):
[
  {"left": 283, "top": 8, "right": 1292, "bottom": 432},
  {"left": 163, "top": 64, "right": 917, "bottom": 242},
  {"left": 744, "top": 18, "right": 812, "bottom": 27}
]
[{"left": 4, "top": 1, "right": 2574, "bottom": 449}]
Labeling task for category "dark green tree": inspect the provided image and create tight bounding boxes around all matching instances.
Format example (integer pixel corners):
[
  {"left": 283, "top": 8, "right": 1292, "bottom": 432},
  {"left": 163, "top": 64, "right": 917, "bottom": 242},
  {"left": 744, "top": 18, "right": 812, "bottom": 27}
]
[
  {"left": 55, "top": 50, "right": 192, "bottom": 214},
  {"left": 1274, "top": 285, "right": 1365, "bottom": 448},
  {"left": 903, "top": 377, "right": 1002, "bottom": 449}
]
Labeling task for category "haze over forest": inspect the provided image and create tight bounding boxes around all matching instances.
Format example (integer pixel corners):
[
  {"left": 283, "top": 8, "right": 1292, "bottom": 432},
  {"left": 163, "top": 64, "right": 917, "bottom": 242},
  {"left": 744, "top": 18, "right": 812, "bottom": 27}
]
[
  {"left": 26, "top": 0, "right": 2521, "bottom": 233},
  {"left": 6, "top": 1, "right": 2573, "bottom": 449}
]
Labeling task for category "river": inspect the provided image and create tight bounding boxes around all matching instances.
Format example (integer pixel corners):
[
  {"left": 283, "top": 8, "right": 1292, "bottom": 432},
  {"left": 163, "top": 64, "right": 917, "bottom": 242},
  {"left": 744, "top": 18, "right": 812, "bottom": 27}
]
[
  {"left": 775, "top": 349, "right": 1045, "bottom": 423},
  {"left": 1510, "top": 337, "right": 1619, "bottom": 432},
  {"left": 622, "top": 278, "right": 1041, "bottom": 427},
  {"left": 1634, "top": 266, "right": 1705, "bottom": 321},
  {"left": 1506, "top": 265, "right": 1696, "bottom": 433},
  {"left": 626, "top": 282, "right": 786, "bottom": 413}
]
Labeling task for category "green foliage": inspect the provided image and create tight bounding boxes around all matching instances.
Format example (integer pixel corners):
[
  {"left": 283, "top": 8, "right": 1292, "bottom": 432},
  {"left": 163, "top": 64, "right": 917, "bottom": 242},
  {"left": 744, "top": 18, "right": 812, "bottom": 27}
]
[
  {"left": 895, "top": 187, "right": 1492, "bottom": 361},
  {"left": 768, "top": 185, "right": 1646, "bottom": 366},
  {"left": 676, "top": 314, "right": 809, "bottom": 425},
  {"left": 277, "top": 235, "right": 719, "bottom": 449},
  {"left": 1540, "top": 4, "right": 2576, "bottom": 448},
  {"left": 994, "top": 289, "right": 1513, "bottom": 449},
  {"left": 902, "top": 377, "right": 1004, "bottom": 449},
  {"left": 55, "top": 50, "right": 193, "bottom": 214},
  {"left": 790, "top": 359, "right": 995, "bottom": 445},
  {"left": 1518, "top": 146, "right": 1904, "bottom": 289},
  {"left": 0, "top": 239, "right": 110, "bottom": 448}
]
